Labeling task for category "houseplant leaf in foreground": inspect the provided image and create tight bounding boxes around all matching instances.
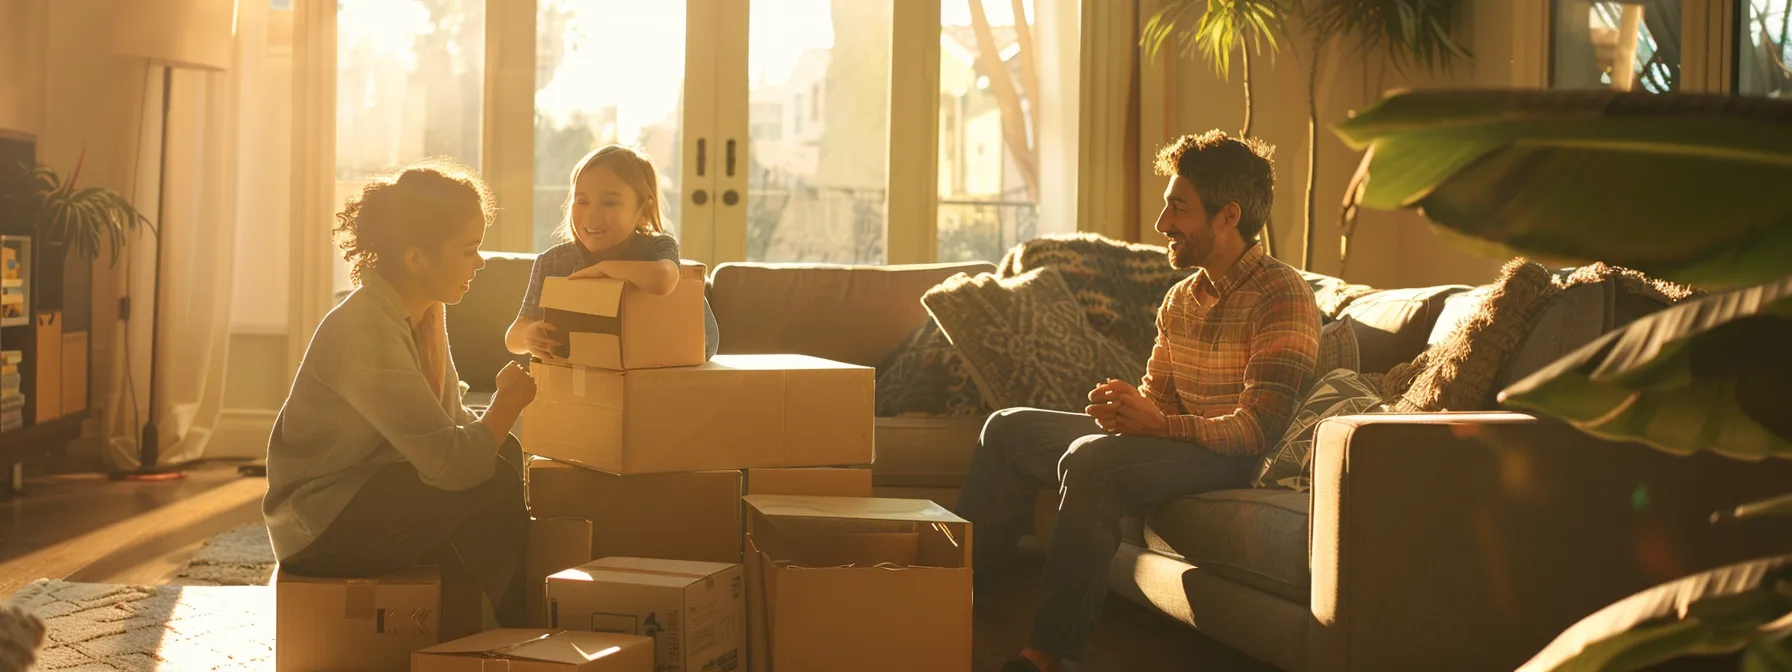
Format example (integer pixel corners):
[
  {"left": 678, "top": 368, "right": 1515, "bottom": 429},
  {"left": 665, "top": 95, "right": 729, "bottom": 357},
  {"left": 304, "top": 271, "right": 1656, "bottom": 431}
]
[
  {"left": 1498, "top": 275, "right": 1792, "bottom": 461},
  {"left": 1331, "top": 89, "right": 1792, "bottom": 289},
  {"left": 1516, "top": 555, "right": 1792, "bottom": 672}
]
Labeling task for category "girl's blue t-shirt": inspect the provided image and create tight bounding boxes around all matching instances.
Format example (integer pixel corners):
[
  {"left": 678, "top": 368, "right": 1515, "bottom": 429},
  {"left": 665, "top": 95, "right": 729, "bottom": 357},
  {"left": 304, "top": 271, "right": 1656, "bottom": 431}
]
[{"left": 519, "top": 231, "right": 719, "bottom": 358}]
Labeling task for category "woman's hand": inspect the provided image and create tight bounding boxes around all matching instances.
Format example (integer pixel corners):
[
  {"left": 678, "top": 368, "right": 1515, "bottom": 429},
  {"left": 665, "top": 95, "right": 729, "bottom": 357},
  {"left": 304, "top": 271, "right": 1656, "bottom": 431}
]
[
  {"left": 521, "top": 320, "right": 564, "bottom": 361},
  {"left": 567, "top": 262, "right": 610, "bottom": 280},
  {"left": 494, "top": 361, "right": 537, "bottom": 408}
]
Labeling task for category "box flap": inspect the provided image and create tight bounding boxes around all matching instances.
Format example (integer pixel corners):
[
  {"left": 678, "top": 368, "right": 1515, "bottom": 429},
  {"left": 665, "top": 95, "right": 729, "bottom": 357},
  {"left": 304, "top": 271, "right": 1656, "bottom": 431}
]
[
  {"left": 419, "top": 629, "right": 646, "bottom": 664},
  {"left": 553, "top": 557, "right": 733, "bottom": 588},
  {"left": 541, "top": 277, "right": 624, "bottom": 317},
  {"left": 743, "top": 495, "right": 966, "bottom": 526},
  {"left": 277, "top": 565, "right": 440, "bottom": 585},
  {"left": 709, "top": 354, "right": 866, "bottom": 372}
]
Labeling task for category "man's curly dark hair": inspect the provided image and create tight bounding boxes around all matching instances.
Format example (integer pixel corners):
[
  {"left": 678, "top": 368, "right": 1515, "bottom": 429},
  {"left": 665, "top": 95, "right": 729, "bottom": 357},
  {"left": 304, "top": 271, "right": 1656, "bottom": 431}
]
[{"left": 1154, "top": 130, "right": 1276, "bottom": 240}]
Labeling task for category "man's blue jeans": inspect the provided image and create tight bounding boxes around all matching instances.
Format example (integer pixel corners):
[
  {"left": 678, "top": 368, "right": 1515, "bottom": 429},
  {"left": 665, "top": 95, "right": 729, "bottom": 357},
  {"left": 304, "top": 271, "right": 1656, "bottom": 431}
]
[{"left": 955, "top": 407, "right": 1255, "bottom": 661}]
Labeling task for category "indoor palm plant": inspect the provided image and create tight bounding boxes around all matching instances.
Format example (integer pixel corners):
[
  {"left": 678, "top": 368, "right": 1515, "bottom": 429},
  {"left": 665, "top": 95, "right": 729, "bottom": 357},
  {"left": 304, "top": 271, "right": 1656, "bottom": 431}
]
[
  {"left": 20, "top": 147, "right": 154, "bottom": 265},
  {"left": 1332, "top": 87, "right": 1792, "bottom": 670}
]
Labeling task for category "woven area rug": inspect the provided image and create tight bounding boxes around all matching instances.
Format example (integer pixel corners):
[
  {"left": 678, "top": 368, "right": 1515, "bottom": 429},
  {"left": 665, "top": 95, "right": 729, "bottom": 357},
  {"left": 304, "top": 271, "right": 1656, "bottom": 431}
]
[
  {"left": 4, "top": 524, "right": 280, "bottom": 671},
  {"left": 170, "top": 524, "right": 277, "bottom": 587},
  {"left": 7, "top": 582, "right": 273, "bottom": 671}
]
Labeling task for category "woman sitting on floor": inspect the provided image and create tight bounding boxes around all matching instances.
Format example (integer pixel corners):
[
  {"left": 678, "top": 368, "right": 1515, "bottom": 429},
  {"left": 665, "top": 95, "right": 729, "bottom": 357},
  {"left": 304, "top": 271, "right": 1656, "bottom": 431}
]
[{"left": 262, "top": 158, "right": 537, "bottom": 627}]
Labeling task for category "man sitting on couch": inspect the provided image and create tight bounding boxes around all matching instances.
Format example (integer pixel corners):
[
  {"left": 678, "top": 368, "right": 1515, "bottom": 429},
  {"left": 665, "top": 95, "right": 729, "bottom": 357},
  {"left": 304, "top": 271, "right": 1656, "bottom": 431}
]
[{"left": 956, "top": 130, "right": 1321, "bottom": 672}]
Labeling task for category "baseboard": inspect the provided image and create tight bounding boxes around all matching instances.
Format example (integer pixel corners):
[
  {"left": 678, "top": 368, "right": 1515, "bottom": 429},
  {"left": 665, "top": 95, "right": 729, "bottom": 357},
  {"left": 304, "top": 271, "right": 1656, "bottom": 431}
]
[{"left": 209, "top": 409, "right": 278, "bottom": 459}]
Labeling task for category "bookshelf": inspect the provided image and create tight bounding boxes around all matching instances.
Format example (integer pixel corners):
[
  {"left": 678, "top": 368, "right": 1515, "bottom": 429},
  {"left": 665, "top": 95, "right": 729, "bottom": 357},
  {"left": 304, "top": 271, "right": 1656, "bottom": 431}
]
[{"left": 2, "top": 129, "right": 93, "bottom": 491}]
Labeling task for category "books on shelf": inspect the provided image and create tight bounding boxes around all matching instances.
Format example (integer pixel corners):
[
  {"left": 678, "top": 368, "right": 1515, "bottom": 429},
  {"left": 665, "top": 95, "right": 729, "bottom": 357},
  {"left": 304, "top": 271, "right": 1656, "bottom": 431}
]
[{"left": 0, "top": 350, "right": 20, "bottom": 365}]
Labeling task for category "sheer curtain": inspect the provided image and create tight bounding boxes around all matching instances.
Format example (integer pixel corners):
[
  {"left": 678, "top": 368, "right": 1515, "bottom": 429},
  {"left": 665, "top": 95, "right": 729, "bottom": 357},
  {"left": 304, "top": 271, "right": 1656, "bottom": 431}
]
[{"left": 104, "top": 2, "right": 262, "bottom": 470}]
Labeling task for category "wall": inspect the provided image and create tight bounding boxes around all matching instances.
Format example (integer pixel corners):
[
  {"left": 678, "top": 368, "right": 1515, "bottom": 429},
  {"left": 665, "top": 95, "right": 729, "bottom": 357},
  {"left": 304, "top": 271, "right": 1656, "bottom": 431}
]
[
  {"left": 1157, "top": 0, "right": 1546, "bottom": 289},
  {"left": 1, "top": 0, "right": 145, "bottom": 458}
]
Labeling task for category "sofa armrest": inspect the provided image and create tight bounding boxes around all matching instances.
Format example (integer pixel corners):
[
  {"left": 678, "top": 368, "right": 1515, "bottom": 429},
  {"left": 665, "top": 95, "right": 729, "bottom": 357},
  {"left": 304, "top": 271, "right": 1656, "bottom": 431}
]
[{"left": 1308, "top": 412, "right": 1792, "bottom": 672}]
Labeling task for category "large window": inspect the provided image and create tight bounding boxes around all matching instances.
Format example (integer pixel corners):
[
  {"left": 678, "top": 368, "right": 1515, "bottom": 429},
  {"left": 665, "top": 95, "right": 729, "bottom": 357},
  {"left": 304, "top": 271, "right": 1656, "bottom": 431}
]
[
  {"left": 532, "top": 0, "right": 687, "bottom": 252},
  {"left": 334, "top": 0, "right": 484, "bottom": 294},
  {"left": 1552, "top": 0, "right": 1684, "bottom": 92},
  {"left": 331, "top": 0, "right": 1077, "bottom": 269},
  {"left": 937, "top": 0, "right": 1039, "bottom": 263},
  {"left": 1738, "top": 0, "right": 1792, "bottom": 97},
  {"left": 745, "top": 0, "right": 893, "bottom": 264}
]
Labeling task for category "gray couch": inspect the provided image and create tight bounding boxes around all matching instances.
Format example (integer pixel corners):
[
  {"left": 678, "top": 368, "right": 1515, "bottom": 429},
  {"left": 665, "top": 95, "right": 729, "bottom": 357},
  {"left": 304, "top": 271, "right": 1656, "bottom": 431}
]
[{"left": 445, "top": 253, "right": 1792, "bottom": 672}]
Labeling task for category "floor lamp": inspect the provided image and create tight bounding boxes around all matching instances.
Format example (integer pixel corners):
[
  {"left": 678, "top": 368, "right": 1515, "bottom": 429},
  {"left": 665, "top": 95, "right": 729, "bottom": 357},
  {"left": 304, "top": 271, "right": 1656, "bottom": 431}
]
[{"left": 109, "top": 0, "right": 236, "bottom": 480}]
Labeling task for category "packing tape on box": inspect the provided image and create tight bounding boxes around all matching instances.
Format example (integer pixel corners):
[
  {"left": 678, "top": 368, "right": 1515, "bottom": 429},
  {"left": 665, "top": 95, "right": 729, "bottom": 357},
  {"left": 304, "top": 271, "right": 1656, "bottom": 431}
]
[{"left": 345, "top": 580, "right": 376, "bottom": 619}]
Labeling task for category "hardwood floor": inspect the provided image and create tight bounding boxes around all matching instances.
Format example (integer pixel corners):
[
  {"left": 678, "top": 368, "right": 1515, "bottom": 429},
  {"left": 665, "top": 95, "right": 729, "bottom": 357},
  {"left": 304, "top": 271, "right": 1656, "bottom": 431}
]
[
  {"left": 0, "top": 462, "right": 267, "bottom": 596},
  {"left": 971, "top": 541, "right": 1276, "bottom": 672}
]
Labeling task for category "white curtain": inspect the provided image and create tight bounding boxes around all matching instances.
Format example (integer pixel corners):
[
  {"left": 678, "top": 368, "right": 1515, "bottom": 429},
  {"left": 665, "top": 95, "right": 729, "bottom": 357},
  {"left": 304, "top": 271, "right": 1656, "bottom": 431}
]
[{"left": 103, "top": 5, "right": 259, "bottom": 470}]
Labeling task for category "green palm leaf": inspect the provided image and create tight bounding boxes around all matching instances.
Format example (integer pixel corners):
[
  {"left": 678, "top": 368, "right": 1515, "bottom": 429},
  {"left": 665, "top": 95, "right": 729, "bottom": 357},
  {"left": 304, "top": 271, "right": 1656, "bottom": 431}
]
[
  {"left": 1141, "top": 0, "right": 1284, "bottom": 75},
  {"left": 1518, "top": 555, "right": 1792, "bottom": 672},
  {"left": 15, "top": 162, "right": 153, "bottom": 267},
  {"left": 1498, "top": 276, "right": 1792, "bottom": 461},
  {"left": 1332, "top": 89, "right": 1792, "bottom": 289}
]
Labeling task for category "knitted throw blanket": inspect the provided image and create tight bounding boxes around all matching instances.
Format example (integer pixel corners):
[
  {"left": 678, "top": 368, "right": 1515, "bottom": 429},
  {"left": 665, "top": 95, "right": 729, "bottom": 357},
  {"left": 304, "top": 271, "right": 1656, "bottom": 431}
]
[{"left": 1377, "top": 260, "right": 1701, "bottom": 412}]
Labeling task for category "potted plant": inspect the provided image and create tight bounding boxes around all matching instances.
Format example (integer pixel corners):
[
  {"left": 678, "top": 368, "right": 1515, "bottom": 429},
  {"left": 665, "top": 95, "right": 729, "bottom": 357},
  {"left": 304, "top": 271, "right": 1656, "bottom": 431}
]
[
  {"left": 19, "top": 147, "right": 155, "bottom": 265},
  {"left": 1332, "top": 87, "right": 1792, "bottom": 669}
]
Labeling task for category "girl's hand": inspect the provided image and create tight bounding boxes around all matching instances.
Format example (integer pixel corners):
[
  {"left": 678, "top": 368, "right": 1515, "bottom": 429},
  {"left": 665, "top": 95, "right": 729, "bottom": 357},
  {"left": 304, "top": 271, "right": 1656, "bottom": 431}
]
[
  {"left": 522, "top": 321, "right": 564, "bottom": 362},
  {"left": 568, "top": 262, "right": 610, "bottom": 280}
]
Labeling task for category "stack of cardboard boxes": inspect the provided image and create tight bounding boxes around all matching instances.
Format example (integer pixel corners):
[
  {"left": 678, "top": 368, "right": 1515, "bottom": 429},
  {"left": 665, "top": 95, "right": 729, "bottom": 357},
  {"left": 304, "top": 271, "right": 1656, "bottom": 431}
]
[{"left": 276, "top": 263, "right": 971, "bottom": 671}]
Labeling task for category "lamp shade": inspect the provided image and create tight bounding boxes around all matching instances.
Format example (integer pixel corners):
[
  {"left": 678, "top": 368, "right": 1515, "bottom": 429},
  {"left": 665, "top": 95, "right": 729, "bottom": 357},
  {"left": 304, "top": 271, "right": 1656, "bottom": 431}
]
[{"left": 112, "top": 0, "right": 238, "bottom": 71}]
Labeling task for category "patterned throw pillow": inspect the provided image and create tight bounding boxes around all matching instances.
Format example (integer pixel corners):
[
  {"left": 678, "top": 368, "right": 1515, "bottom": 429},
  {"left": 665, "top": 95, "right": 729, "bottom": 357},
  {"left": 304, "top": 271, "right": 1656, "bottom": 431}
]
[
  {"left": 922, "top": 268, "right": 1146, "bottom": 413},
  {"left": 1254, "top": 368, "right": 1387, "bottom": 492},
  {"left": 873, "top": 321, "right": 990, "bottom": 417},
  {"left": 1316, "top": 315, "right": 1362, "bottom": 376}
]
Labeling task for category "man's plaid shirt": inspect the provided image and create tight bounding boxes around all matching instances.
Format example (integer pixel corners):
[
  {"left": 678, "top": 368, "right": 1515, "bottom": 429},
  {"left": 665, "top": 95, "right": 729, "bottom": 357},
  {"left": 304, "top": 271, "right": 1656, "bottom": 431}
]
[{"left": 1138, "top": 243, "right": 1321, "bottom": 456}]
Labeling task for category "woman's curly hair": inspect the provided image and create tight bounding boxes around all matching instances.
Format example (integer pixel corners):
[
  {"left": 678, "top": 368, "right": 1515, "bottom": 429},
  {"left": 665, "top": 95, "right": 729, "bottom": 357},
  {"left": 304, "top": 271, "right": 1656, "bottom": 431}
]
[{"left": 333, "top": 157, "right": 494, "bottom": 286}]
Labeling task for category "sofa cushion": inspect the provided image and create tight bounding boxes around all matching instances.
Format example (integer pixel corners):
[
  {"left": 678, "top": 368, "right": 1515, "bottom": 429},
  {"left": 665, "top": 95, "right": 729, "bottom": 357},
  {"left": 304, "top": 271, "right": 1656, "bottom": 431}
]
[
  {"left": 921, "top": 268, "right": 1144, "bottom": 412},
  {"left": 870, "top": 415, "right": 987, "bottom": 486},
  {"left": 707, "top": 261, "right": 994, "bottom": 368},
  {"left": 446, "top": 251, "right": 535, "bottom": 394},
  {"left": 1301, "top": 271, "right": 1380, "bottom": 321},
  {"left": 1145, "top": 489, "right": 1311, "bottom": 603},
  {"left": 1316, "top": 315, "right": 1362, "bottom": 376},
  {"left": 1337, "top": 285, "right": 1473, "bottom": 374}
]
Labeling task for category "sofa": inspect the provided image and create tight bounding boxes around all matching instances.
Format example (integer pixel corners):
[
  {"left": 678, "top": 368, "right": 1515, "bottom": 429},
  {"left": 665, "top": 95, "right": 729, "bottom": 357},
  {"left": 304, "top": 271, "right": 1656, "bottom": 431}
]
[{"left": 445, "top": 252, "right": 1792, "bottom": 672}]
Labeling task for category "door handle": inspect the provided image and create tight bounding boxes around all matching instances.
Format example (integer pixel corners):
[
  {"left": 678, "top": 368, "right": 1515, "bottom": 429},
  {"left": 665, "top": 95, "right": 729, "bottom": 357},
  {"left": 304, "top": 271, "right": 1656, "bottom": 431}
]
[
  {"left": 726, "top": 139, "right": 736, "bottom": 178},
  {"left": 696, "top": 138, "right": 707, "bottom": 177}
]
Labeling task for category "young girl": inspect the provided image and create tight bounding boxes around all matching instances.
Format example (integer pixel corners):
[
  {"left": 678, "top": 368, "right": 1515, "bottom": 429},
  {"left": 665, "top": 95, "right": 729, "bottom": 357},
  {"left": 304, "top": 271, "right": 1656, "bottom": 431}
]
[
  {"left": 505, "top": 145, "right": 720, "bottom": 361},
  {"left": 264, "top": 159, "right": 536, "bottom": 627}
]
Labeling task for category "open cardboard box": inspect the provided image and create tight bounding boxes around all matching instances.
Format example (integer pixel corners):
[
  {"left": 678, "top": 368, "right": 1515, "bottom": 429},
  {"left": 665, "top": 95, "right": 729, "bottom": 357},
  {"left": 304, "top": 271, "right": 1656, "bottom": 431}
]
[
  {"left": 743, "top": 495, "right": 972, "bottom": 672},
  {"left": 526, "top": 354, "right": 873, "bottom": 475},
  {"left": 539, "top": 261, "right": 707, "bottom": 370},
  {"left": 413, "top": 628, "right": 653, "bottom": 671}
]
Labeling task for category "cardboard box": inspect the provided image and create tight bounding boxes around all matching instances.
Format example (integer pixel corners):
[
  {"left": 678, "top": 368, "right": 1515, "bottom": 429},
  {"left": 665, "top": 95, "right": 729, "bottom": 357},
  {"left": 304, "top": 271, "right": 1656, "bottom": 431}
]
[
  {"left": 871, "top": 485, "right": 961, "bottom": 510},
  {"left": 529, "top": 459, "right": 743, "bottom": 564},
  {"left": 540, "top": 262, "right": 707, "bottom": 370},
  {"left": 34, "top": 311, "right": 59, "bottom": 423},
  {"left": 743, "top": 495, "right": 972, "bottom": 672},
  {"left": 276, "top": 566, "right": 468, "bottom": 672},
  {"left": 413, "top": 629, "right": 653, "bottom": 671},
  {"left": 526, "top": 354, "right": 874, "bottom": 475},
  {"left": 744, "top": 468, "right": 872, "bottom": 497},
  {"left": 529, "top": 517, "right": 595, "bottom": 627},
  {"left": 546, "top": 558, "right": 744, "bottom": 672}
]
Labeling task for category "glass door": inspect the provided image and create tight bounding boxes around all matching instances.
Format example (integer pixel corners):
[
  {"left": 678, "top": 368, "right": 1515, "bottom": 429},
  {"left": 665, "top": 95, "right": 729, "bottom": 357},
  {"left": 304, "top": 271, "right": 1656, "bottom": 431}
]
[
  {"left": 739, "top": 0, "right": 894, "bottom": 264},
  {"left": 533, "top": 0, "right": 692, "bottom": 252}
]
